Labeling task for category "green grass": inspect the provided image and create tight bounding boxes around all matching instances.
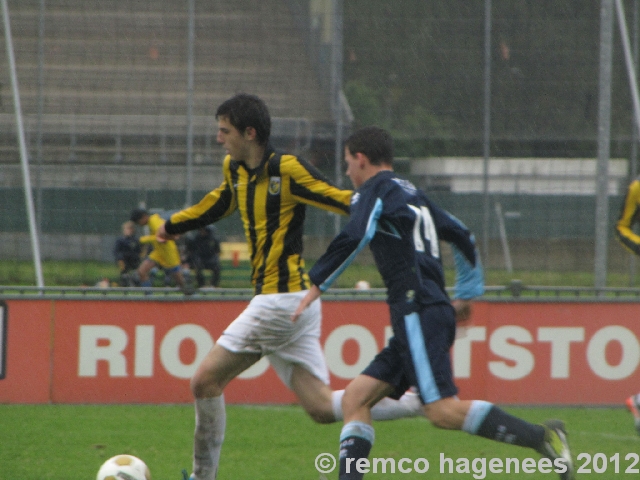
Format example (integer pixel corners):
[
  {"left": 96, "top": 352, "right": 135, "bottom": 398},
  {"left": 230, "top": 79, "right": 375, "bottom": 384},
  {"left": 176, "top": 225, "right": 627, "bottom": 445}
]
[
  {"left": 0, "top": 260, "right": 254, "bottom": 288},
  {"left": 0, "top": 403, "right": 637, "bottom": 479},
  {"left": 1, "top": 259, "right": 639, "bottom": 290}
]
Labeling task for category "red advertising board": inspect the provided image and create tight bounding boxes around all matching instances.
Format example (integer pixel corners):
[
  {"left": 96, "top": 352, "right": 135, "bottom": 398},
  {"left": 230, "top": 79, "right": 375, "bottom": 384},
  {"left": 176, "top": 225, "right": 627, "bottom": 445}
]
[
  {"left": 0, "top": 300, "right": 52, "bottom": 403},
  {"left": 453, "top": 302, "right": 640, "bottom": 404},
  {"left": 1, "top": 298, "right": 639, "bottom": 405}
]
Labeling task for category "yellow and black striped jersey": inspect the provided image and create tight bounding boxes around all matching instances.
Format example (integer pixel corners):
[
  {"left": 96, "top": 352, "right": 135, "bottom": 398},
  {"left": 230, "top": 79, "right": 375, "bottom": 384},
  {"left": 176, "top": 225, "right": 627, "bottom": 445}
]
[
  {"left": 165, "top": 147, "right": 352, "bottom": 294},
  {"left": 616, "top": 178, "right": 640, "bottom": 255}
]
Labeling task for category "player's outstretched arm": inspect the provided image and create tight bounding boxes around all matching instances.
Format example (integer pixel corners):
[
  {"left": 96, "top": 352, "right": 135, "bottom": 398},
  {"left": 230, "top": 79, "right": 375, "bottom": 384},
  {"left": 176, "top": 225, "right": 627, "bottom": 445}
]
[
  {"left": 155, "top": 222, "right": 179, "bottom": 243},
  {"left": 291, "top": 285, "right": 322, "bottom": 322}
]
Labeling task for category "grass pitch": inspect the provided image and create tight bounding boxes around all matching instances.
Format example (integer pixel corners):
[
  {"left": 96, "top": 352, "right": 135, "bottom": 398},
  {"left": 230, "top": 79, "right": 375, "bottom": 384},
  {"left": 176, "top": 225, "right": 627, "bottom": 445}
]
[
  {"left": 2, "top": 259, "right": 640, "bottom": 289},
  {"left": 1, "top": 403, "right": 638, "bottom": 479}
]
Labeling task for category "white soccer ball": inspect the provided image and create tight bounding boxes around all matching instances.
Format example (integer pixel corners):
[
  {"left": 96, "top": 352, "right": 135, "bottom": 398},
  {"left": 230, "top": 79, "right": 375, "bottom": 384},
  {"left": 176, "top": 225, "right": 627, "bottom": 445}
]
[
  {"left": 355, "top": 280, "right": 371, "bottom": 290},
  {"left": 96, "top": 454, "right": 151, "bottom": 480}
]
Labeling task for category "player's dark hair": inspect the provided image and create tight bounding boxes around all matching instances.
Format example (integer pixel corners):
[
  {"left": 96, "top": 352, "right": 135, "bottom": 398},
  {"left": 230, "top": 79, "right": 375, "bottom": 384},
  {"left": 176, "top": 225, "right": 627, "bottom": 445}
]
[
  {"left": 345, "top": 126, "right": 393, "bottom": 166},
  {"left": 216, "top": 93, "right": 271, "bottom": 146},
  {"left": 129, "top": 208, "right": 148, "bottom": 223}
]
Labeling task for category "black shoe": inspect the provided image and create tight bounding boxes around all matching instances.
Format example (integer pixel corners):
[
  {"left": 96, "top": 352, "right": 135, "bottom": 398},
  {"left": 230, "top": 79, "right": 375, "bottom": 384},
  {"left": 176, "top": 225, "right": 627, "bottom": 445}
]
[{"left": 536, "top": 420, "right": 574, "bottom": 480}]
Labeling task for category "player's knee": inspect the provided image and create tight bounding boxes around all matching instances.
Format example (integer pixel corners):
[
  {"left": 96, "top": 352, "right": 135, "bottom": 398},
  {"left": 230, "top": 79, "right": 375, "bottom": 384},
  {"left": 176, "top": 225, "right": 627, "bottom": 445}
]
[
  {"left": 303, "top": 403, "right": 334, "bottom": 424},
  {"left": 190, "top": 373, "right": 225, "bottom": 398},
  {"left": 341, "top": 395, "right": 358, "bottom": 419},
  {"left": 426, "top": 412, "right": 450, "bottom": 429},
  {"left": 341, "top": 387, "right": 368, "bottom": 417},
  {"left": 298, "top": 389, "right": 335, "bottom": 423},
  {"left": 423, "top": 404, "right": 455, "bottom": 429}
]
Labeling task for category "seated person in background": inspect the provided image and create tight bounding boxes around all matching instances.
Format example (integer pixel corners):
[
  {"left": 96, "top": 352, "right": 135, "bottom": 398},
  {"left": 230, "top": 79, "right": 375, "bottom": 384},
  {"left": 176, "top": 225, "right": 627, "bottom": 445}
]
[
  {"left": 185, "top": 225, "right": 222, "bottom": 288},
  {"left": 130, "top": 208, "right": 193, "bottom": 295},
  {"left": 113, "top": 220, "right": 143, "bottom": 286}
]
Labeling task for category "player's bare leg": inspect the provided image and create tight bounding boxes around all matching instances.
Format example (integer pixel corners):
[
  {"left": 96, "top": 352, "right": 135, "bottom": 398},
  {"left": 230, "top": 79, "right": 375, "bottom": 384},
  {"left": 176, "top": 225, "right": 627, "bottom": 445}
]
[
  {"left": 338, "top": 375, "right": 394, "bottom": 479},
  {"left": 172, "top": 269, "right": 194, "bottom": 295},
  {"left": 421, "top": 397, "right": 573, "bottom": 479},
  {"left": 290, "top": 365, "right": 335, "bottom": 423},
  {"left": 137, "top": 259, "right": 155, "bottom": 287},
  {"left": 341, "top": 374, "right": 395, "bottom": 423},
  {"left": 290, "top": 366, "right": 422, "bottom": 424},
  {"left": 625, "top": 393, "right": 640, "bottom": 434},
  {"left": 338, "top": 377, "right": 573, "bottom": 480},
  {"left": 422, "top": 397, "right": 472, "bottom": 429},
  {"left": 190, "top": 344, "right": 260, "bottom": 480}
]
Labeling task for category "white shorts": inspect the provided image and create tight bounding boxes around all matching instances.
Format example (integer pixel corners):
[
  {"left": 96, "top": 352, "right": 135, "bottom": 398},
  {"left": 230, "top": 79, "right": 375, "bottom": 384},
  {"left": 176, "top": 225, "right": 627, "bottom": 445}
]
[{"left": 216, "top": 291, "right": 328, "bottom": 388}]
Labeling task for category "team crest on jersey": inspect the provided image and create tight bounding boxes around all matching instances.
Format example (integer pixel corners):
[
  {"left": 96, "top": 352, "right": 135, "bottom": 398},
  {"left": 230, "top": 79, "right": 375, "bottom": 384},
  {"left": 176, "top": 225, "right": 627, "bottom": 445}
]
[
  {"left": 392, "top": 177, "right": 417, "bottom": 195},
  {"left": 268, "top": 177, "right": 281, "bottom": 195}
]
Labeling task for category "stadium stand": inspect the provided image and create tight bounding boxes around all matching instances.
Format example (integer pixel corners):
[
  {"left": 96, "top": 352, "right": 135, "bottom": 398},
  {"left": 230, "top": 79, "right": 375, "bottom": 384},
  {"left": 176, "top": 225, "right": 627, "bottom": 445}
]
[{"left": 0, "top": 0, "right": 334, "bottom": 166}]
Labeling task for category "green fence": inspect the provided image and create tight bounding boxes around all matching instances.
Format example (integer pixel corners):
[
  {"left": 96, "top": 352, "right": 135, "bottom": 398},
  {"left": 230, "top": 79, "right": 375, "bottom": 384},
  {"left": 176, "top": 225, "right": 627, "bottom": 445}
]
[{"left": 0, "top": 187, "right": 626, "bottom": 240}]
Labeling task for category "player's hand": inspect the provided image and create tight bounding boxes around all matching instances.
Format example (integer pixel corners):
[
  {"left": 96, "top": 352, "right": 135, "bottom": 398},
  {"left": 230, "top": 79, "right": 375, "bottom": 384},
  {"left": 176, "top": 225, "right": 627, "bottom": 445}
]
[
  {"left": 291, "top": 285, "right": 322, "bottom": 322},
  {"left": 452, "top": 299, "right": 472, "bottom": 324},
  {"left": 156, "top": 222, "right": 178, "bottom": 243}
]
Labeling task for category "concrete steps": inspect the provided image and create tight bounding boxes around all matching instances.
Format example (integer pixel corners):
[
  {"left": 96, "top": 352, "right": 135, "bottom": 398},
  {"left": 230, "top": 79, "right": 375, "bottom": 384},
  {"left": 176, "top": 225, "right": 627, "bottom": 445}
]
[{"left": 0, "top": 0, "right": 334, "bottom": 166}]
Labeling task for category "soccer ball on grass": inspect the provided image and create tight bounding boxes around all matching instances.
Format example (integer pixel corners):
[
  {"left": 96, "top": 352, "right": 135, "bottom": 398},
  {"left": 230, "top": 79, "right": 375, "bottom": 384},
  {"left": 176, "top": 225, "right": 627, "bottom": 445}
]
[{"left": 96, "top": 454, "right": 151, "bottom": 480}]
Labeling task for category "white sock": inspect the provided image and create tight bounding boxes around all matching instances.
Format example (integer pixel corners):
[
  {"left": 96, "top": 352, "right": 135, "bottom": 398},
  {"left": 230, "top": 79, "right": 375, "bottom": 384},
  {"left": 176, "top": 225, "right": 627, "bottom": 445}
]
[
  {"left": 331, "top": 389, "right": 423, "bottom": 422},
  {"left": 193, "top": 396, "right": 226, "bottom": 480},
  {"left": 331, "top": 390, "right": 344, "bottom": 421}
]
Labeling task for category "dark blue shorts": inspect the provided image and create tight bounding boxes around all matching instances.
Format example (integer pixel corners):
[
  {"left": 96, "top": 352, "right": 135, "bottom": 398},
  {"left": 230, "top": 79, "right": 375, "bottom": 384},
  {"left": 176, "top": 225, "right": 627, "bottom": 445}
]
[{"left": 362, "top": 303, "right": 458, "bottom": 404}]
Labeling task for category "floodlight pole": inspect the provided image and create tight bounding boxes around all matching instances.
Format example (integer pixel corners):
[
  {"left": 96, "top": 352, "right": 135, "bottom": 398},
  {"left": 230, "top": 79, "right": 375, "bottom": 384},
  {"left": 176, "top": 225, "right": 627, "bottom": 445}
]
[
  {"left": 482, "top": 0, "right": 492, "bottom": 267},
  {"left": 185, "top": 0, "right": 195, "bottom": 206},
  {"left": 36, "top": 0, "right": 45, "bottom": 231},
  {"left": 594, "top": 0, "right": 615, "bottom": 291},
  {"left": 2, "top": 0, "right": 44, "bottom": 288},
  {"left": 331, "top": 0, "right": 344, "bottom": 236}
]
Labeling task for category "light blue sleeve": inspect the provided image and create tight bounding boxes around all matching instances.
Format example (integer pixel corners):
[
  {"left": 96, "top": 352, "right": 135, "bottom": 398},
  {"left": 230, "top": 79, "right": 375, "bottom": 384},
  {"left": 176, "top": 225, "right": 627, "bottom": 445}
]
[
  {"left": 451, "top": 236, "right": 484, "bottom": 299},
  {"left": 316, "top": 198, "right": 383, "bottom": 292},
  {"left": 443, "top": 210, "right": 485, "bottom": 299}
]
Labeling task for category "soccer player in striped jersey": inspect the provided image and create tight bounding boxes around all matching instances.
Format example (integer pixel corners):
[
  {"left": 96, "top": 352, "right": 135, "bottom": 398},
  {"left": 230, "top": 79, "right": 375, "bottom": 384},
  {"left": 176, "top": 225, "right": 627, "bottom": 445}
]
[
  {"left": 293, "top": 126, "right": 575, "bottom": 480},
  {"left": 615, "top": 177, "right": 640, "bottom": 434},
  {"left": 616, "top": 176, "right": 640, "bottom": 255},
  {"left": 156, "top": 95, "right": 422, "bottom": 480}
]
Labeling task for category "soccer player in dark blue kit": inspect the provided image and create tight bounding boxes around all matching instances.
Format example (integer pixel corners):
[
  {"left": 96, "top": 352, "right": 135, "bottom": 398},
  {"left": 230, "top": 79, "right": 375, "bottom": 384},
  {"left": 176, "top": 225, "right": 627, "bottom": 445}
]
[{"left": 292, "top": 126, "right": 574, "bottom": 480}]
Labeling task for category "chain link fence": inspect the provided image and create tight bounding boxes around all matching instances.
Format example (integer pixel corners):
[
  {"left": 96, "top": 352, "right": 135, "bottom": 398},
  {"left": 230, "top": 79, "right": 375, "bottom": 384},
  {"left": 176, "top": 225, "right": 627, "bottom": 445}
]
[{"left": 1, "top": 0, "right": 639, "bottom": 286}]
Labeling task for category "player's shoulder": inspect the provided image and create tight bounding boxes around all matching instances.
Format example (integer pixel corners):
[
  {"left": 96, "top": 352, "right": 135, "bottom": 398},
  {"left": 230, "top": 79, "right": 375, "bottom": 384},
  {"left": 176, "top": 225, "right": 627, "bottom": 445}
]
[
  {"left": 625, "top": 179, "right": 640, "bottom": 202},
  {"left": 379, "top": 173, "right": 436, "bottom": 211},
  {"left": 391, "top": 174, "right": 419, "bottom": 195},
  {"left": 277, "top": 152, "right": 302, "bottom": 170},
  {"left": 373, "top": 172, "right": 421, "bottom": 198},
  {"left": 277, "top": 153, "right": 328, "bottom": 181},
  {"left": 631, "top": 178, "right": 640, "bottom": 192}
]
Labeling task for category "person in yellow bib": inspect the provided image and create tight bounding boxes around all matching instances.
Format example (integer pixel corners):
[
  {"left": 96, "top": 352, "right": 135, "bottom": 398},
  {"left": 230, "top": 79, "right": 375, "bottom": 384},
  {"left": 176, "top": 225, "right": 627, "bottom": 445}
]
[{"left": 130, "top": 208, "right": 192, "bottom": 295}]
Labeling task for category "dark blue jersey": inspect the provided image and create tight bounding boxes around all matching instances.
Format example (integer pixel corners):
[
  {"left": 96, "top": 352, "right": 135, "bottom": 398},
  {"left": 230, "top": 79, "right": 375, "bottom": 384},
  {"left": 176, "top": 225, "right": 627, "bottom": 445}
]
[
  {"left": 308, "top": 170, "right": 483, "bottom": 309},
  {"left": 113, "top": 235, "right": 143, "bottom": 271}
]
